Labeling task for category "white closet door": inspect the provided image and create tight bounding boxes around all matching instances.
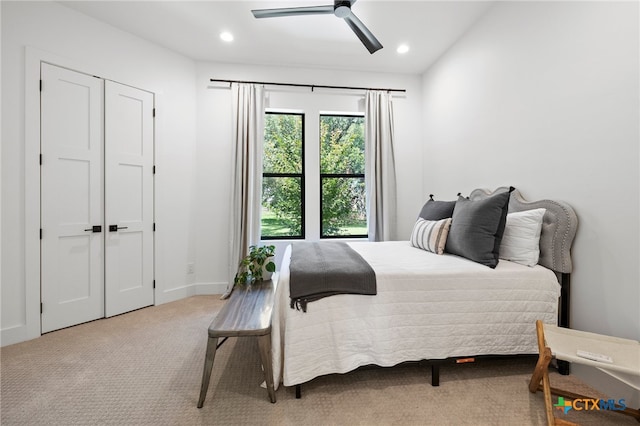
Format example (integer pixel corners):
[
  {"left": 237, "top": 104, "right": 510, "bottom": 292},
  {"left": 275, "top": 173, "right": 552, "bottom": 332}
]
[
  {"left": 41, "top": 63, "right": 105, "bottom": 333},
  {"left": 104, "top": 81, "right": 155, "bottom": 317}
]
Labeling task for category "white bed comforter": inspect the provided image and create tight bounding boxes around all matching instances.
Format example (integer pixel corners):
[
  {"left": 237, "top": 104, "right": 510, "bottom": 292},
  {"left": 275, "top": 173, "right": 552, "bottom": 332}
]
[{"left": 271, "top": 241, "right": 561, "bottom": 388}]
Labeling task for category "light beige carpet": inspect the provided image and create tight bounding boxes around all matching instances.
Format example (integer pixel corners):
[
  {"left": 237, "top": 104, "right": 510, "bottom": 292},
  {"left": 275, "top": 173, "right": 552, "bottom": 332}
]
[{"left": 1, "top": 296, "right": 636, "bottom": 425}]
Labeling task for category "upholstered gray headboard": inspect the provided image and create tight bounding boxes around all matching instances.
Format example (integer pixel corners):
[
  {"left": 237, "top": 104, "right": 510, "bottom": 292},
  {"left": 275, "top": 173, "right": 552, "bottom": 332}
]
[{"left": 469, "top": 187, "right": 578, "bottom": 274}]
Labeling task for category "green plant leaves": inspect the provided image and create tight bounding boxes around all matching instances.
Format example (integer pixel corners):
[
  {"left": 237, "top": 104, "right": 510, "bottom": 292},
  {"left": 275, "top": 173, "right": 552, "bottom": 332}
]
[
  {"left": 265, "top": 261, "right": 276, "bottom": 273},
  {"left": 234, "top": 245, "right": 276, "bottom": 285}
]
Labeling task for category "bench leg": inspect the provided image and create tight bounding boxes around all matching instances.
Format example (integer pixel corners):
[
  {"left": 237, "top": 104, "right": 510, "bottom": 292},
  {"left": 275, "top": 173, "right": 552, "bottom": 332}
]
[
  {"left": 197, "top": 336, "right": 218, "bottom": 408},
  {"left": 257, "top": 334, "right": 277, "bottom": 403}
]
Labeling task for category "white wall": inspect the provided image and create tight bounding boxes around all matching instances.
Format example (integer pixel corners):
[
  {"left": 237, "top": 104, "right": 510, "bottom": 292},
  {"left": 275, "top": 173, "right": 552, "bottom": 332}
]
[
  {"left": 1, "top": 1, "right": 198, "bottom": 345},
  {"left": 195, "top": 62, "right": 423, "bottom": 291},
  {"left": 421, "top": 1, "right": 639, "bottom": 403}
]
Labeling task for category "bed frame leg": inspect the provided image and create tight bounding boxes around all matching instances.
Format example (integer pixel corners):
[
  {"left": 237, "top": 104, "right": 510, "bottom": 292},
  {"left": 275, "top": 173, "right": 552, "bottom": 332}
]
[
  {"left": 295, "top": 384, "right": 301, "bottom": 399},
  {"left": 431, "top": 364, "right": 440, "bottom": 386},
  {"left": 557, "top": 273, "right": 571, "bottom": 377},
  {"left": 559, "top": 273, "right": 571, "bottom": 329},
  {"left": 557, "top": 360, "right": 570, "bottom": 375}
]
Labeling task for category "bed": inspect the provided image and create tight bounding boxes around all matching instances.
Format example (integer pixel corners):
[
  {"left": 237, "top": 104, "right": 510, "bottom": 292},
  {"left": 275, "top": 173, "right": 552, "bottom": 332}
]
[{"left": 269, "top": 187, "right": 578, "bottom": 391}]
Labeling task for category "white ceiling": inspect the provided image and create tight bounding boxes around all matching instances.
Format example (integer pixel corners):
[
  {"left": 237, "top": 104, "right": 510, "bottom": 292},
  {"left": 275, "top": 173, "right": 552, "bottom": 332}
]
[{"left": 59, "top": 0, "right": 494, "bottom": 75}]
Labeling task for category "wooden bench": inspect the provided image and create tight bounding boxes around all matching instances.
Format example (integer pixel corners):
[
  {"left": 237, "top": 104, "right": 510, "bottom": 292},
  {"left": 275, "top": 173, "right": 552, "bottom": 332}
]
[{"left": 197, "top": 275, "right": 277, "bottom": 408}]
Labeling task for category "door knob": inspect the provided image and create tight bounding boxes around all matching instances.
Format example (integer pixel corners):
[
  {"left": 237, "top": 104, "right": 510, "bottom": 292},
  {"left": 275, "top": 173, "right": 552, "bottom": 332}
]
[
  {"left": 109, "top": 225, "right": 129, "bottom": 232},
  {"left": 84, "top": 225, "right": 102, "bottom": 232}
]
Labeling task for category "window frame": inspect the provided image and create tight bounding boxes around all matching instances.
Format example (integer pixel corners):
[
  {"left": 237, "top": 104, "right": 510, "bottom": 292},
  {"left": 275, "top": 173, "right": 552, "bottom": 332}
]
[
  {"left": 319, "top": 113, "right": 368, "bottom": 239},
  {"left": 261, "top": 111, "right": 306, "bottom": 240}
]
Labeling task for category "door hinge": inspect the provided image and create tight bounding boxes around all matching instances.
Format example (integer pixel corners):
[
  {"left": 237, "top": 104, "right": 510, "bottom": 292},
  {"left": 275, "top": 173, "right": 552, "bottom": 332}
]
[
  {"left": 39, "top": 80, "right": 42, "bottom": 92},
  {"left": 39, "top": 154, "right": 42, "bottom": 165},
  {"left": 39, "top": 229, "right": 43, "bottom": 240},
  {"left": 153, "top": 223, "right": 156, "bottom": 232},
  {"left": 153, "top": 280, "right": 156, "bottom": 289},
  {"left": 153, "top": 165, "right": 156, "bottom": 174},
  {"left": 40, "top": 303, "right": 43, "bottom": 314},
  {"left": 152, "top": 108, "right": 156, "bottom": 118}
]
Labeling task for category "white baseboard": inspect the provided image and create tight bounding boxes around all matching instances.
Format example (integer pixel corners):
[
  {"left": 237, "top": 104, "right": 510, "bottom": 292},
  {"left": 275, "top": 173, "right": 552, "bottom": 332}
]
[
  {"left": 1, "top": 324, "right": 31, "bottom": 347},
  {"left": 194, "top": 282, "right": 228, "bottom": 295},
  {"left": 155, "top": 281, "right": 229, "bottom": 305}
]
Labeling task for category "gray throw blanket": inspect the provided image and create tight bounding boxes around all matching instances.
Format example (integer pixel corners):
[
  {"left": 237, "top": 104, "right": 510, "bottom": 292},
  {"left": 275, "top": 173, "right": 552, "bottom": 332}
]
[{"left": 289, "top": 242, "right": 376, "bottom": 312}]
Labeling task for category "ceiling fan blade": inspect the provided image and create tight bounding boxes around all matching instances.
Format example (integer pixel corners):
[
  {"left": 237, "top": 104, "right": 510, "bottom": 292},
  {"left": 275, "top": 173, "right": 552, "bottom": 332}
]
[
  {"left": 343, "top": 12, "right": 383, "bottom": 54},
  {"left": 252, "top": 5, "right": 334, "bottom": 19}
]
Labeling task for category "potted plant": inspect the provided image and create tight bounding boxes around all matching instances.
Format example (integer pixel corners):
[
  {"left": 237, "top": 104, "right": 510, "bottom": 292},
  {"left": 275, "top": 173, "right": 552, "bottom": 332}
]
[{"left": 234, "top": 244, "right": 276, "bottom": 286}]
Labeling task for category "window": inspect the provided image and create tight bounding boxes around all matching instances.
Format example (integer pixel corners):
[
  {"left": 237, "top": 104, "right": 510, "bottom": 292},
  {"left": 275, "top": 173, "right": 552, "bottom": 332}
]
[
  {"left": 320, "top": 114, "right": 367, "bottom": 238},
  {"left": 261, "top": 110, "right": 367, "bottom": 241},
  {"left": 261, "top": 112, "right": 305, "bottom": 239}
]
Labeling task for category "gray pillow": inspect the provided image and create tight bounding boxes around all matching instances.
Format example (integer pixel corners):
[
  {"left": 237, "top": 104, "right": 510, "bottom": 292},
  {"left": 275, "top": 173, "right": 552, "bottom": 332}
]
[
  {"left": 445, "top": 189, "right": 512, "bottom": 268},
  {"left": 418, "top": 195, "right": 456, "bottom": 220}
]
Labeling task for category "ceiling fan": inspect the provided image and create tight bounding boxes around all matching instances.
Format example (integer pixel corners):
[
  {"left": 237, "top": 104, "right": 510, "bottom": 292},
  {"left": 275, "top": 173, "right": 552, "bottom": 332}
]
[{"left": 251, "top": 0, "right": 383, "bottom": 54}]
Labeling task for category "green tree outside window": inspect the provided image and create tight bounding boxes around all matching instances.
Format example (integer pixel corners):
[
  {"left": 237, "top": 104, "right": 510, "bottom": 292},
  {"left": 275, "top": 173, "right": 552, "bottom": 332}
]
[
  {"left": 260, "top": 112, "right": 367, "bottom": 239},
  {"left": 261, "top": 113, "right": 304, "bottom": 238},
  {"left": 320, "top": 115, "right": 367, "bottom": 237}
]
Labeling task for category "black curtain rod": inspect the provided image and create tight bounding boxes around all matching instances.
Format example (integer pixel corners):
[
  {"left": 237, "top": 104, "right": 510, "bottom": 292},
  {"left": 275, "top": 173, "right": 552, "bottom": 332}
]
[{"left": 209, "top": 78, "right": 406, "bottom": 93}]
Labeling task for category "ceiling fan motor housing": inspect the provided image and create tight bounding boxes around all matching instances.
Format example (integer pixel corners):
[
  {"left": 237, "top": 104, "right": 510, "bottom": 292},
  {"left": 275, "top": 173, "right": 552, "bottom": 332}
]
[{"left": 334, "top": 1, "right": 352, "bottom": 18}]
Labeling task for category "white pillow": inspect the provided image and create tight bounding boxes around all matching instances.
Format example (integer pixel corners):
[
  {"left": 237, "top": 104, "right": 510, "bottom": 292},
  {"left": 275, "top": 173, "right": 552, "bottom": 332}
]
[
  {"left": 410, "top": 217, "right": 452, "bottom": 255},
  {"left": 499, "top": 208, "right": 546, "bottom": 267}
]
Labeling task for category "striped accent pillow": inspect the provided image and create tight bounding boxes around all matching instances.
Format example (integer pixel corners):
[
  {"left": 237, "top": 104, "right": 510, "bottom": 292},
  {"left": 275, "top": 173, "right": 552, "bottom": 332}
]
[{"left": 410, "top": 218, "right": 452, "bottom": 255}]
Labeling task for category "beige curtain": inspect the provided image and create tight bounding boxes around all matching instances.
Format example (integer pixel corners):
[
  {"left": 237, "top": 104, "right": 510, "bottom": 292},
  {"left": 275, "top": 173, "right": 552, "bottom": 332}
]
[
  {"left": 365, "top": 90, "right": 397, "bottom": 242},
  {"left": 223, "top": 83, "right": 265, "bottom": 298}
]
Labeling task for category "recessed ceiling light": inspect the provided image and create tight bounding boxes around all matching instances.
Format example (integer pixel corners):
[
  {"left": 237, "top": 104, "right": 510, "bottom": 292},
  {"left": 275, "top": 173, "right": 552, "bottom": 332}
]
[
  {"left": 220, "top": 31, "right": 234, "bottom": 42},
  {"left": 397, "top": 44, "right": 410, "bottom": 54}
]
